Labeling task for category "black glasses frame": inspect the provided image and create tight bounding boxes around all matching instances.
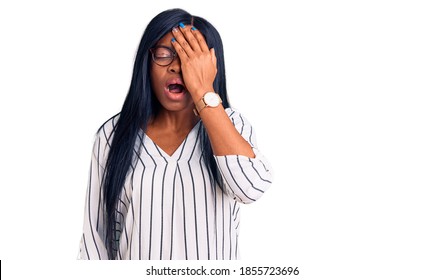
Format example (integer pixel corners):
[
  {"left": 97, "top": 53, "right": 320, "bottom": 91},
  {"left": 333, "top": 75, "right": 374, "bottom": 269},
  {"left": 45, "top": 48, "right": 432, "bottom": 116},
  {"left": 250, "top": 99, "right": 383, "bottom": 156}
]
[{"left": 150, "top": 46, "right": 177, "bottom": 66}]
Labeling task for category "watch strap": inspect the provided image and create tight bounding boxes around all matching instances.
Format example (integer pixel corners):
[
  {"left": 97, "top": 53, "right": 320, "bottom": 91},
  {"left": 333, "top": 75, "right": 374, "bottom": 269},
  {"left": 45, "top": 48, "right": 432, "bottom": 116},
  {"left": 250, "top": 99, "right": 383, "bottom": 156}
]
[{"left": 193, "top": 92, "right": 222, "bottom": 116}]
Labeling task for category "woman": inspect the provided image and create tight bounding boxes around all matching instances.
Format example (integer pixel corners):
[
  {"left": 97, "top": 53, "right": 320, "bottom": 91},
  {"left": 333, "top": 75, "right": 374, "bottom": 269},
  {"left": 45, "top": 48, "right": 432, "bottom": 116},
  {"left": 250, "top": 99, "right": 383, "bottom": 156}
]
[{"left": 78, "top": 8, "right": 272, "bottom": 260}]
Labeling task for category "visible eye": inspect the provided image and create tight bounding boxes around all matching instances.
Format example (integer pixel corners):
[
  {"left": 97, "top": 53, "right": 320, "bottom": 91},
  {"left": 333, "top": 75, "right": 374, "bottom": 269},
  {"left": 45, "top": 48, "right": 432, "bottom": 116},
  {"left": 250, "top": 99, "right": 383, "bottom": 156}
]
[
  {"left": 151, "top": 46, "right": 175, "bottom": 66},
  {"left": 155, "top": 52, "right": 171, "bottom": 58},
  {"left": 154, "top": 47, "right": 173, "bottom": 58}
]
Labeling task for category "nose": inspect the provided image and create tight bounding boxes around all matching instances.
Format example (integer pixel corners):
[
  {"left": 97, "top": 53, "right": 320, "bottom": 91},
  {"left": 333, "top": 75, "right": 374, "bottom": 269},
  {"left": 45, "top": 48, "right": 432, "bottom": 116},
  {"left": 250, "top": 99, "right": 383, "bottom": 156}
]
[{"left": 167, "top": 56, "right": 181, "bottom": 73}]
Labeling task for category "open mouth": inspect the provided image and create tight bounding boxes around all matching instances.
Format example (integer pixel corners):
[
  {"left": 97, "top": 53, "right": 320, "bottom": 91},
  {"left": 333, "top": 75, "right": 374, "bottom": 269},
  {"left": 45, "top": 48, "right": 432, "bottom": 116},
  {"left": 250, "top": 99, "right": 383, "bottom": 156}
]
[
  {"left": 165, "top": 77, "right": 187, "bottom": 95},
  {"left": 168, "top": 83, "right": 185, "bottom": 93}
]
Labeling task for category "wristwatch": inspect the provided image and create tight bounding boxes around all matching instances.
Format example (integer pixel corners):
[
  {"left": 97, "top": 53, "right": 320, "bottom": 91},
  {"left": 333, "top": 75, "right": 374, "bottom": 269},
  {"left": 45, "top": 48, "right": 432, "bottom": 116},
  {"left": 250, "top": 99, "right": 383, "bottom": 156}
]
[{"left": 193, "top": 92, "right": 222, "bottom": 116}]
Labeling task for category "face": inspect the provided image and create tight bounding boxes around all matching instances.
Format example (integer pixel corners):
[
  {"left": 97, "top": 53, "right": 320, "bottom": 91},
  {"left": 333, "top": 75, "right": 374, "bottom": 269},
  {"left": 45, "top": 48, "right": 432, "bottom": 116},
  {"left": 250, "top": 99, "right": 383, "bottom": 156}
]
[{"left": 150, "top": 32, "right": 194, "bottom": 114}]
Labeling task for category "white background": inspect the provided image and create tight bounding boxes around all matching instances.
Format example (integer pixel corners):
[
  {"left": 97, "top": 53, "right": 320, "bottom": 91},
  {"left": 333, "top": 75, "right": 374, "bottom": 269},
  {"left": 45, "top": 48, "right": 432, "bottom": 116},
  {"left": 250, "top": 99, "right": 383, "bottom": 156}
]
[{"left": 1, "top": 0, "right": 442, "bottom": 279}]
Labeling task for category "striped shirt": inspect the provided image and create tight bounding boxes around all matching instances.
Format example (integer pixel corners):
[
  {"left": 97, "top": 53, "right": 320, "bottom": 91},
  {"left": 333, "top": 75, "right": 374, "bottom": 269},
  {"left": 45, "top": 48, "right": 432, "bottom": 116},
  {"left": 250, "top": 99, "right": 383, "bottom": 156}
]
[{"left": 78, "top": 108, "right": 273, "bottom": 260}]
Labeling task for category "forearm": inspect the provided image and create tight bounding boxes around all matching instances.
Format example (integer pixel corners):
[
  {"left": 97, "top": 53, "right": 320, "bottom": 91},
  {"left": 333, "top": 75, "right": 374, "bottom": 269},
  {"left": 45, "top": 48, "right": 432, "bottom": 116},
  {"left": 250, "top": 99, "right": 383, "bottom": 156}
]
[
  {"left": 169, "top": 25, "right": 255, "bottom": 158},
  {"left": 199, "top": 105, "right": 255, "bottom": 158}
]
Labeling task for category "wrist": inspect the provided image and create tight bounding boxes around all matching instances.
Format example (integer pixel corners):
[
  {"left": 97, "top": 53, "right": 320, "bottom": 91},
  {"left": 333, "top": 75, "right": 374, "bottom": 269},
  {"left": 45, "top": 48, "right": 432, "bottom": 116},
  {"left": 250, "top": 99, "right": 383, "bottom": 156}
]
[
  {"left": 191, "top": 87, "right": 215, "bottom": 103},
  {"left": 193, "top": 91, "right": 222, "bottom": 116}
]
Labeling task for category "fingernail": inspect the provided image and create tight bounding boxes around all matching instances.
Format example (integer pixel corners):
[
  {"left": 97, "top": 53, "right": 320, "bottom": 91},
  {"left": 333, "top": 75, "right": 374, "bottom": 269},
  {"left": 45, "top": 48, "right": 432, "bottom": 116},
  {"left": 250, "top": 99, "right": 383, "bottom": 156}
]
[
  {"left": 191, "top": 26, "right": 197, "bottom": 31},
  {"left": 171, "top": 38, "right": 176, "bottom": 42},
  {"left": 172, "top": 27, "right": 178, "bottom": 33},
  {"left": 179, "top": 22, "right": 185, "bottom": 28}
]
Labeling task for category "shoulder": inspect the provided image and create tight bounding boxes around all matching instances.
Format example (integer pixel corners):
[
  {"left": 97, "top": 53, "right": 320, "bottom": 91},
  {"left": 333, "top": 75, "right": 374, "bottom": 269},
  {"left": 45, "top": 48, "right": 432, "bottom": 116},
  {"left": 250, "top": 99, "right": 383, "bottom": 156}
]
[
  {"left": 224, "top": 107, "right": 242, "bottom": 120},
  {"left": 224, "top": 107, "right": 252, "bottom": 126},
  {"left": 95, "top": 113, "right": 120, "bottom": 142},
  {"left": 224, "top": 107, "right": 257, "bottom": 142}
]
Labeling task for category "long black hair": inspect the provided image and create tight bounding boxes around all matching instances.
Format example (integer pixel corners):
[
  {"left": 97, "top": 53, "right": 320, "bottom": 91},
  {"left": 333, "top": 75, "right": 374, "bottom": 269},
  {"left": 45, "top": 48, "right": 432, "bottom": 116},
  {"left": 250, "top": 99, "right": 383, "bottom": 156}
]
[{"left": 102, "top": 8, "right": 230, "bottom": 259}]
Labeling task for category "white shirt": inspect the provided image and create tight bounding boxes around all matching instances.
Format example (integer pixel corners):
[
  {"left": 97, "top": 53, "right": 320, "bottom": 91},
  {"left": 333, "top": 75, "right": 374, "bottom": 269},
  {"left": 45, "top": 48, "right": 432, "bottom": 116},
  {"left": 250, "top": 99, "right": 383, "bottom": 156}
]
[{"left": 78, "top": 108, "right": 272, "bottom": 260}]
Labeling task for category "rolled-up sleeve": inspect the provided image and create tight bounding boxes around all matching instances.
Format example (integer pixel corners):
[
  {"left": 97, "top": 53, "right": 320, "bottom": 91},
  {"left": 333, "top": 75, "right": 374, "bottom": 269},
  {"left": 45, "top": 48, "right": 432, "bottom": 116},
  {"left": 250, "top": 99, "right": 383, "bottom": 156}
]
[
  {"left": 78, "top": 131, "right": 109, "bottom": 260},
  {"left": 214, "top": 108, "right": 273, "bottom": 204}
]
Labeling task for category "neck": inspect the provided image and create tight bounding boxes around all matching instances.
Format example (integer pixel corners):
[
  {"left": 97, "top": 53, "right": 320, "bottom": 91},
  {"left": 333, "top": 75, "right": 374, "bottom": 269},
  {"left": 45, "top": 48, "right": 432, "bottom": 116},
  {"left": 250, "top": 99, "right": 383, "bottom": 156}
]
[{"left": 149, "top": 108, "right": 199, "bottom": 132}]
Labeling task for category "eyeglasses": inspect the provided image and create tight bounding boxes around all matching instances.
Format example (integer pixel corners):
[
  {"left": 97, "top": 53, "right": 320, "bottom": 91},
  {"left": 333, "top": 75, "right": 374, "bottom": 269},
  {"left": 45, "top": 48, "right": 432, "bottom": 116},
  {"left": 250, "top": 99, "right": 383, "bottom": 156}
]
[{"left": 150, "top": 46, "right": 177, "bottom": 66}]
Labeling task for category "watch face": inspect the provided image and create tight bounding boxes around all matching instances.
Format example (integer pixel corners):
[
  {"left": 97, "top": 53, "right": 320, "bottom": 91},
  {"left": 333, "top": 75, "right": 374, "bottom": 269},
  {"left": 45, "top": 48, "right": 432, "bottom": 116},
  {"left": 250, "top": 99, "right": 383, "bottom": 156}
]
[{"left": 204, "top": 92, "right": 220, "bottom": 107}]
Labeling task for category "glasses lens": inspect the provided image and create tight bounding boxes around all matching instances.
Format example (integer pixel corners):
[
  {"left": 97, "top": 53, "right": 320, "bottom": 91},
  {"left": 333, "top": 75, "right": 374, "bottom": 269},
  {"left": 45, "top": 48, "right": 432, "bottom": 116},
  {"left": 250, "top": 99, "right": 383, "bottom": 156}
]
[{"left": 152, "top": 47, "right": 174, "bottom": 66}]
